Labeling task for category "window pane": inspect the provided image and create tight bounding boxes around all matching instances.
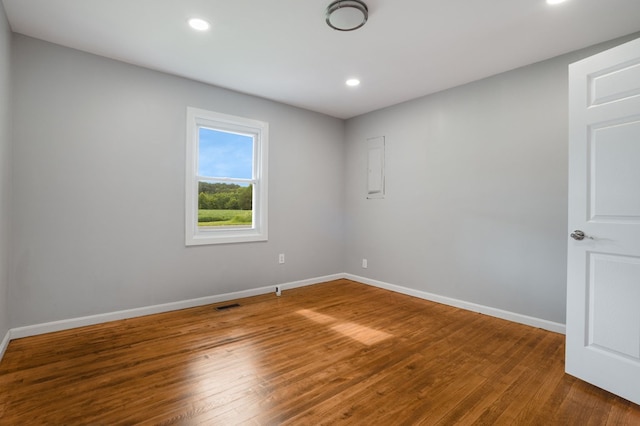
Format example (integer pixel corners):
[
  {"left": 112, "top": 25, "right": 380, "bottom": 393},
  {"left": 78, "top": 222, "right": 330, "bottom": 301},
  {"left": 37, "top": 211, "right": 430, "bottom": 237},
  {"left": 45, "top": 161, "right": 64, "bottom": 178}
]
[
  {"left": 186, "top": 107, "right": 267, "bottom": 245},
  {"left": 197, "top": 181, "right": 253, "bottom": 227},
  {"left": 198, "top": 127, "right": 253, "bottom": 179}
]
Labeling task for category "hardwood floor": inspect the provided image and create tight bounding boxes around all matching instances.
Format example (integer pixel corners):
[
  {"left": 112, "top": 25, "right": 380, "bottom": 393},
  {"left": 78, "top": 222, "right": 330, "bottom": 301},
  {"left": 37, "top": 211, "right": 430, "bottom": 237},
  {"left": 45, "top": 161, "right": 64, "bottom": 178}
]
[{"left": 1, "top": 279, "right": 638, "bottom": 425}]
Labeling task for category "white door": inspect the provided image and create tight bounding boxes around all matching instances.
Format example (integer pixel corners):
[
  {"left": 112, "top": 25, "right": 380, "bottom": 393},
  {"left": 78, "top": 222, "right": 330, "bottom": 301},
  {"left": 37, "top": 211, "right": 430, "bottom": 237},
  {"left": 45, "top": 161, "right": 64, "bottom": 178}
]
[{"left": 566, "top": 36, "right": 640, "bottom": 405}]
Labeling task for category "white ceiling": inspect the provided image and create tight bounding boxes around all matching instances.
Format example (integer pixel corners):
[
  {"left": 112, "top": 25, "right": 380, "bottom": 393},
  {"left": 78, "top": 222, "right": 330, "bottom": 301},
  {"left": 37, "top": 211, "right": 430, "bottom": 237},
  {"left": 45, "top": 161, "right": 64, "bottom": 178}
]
[{"left": 3, "top": 0, "right": 640, "bottom": 119}]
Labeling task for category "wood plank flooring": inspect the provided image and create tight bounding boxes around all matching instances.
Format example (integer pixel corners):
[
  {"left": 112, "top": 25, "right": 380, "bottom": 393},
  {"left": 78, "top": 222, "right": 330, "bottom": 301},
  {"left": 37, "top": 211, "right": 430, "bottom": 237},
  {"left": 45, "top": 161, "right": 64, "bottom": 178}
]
[{"left": 0, "top": 279, "right": 638, "bottom": 425}]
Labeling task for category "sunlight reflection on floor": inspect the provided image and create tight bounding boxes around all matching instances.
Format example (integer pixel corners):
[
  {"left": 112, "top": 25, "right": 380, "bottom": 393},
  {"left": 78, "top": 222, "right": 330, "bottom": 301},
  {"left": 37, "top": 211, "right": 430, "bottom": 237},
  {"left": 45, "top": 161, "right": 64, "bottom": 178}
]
[
  {"left": 330, "top": 322, "right": 392, "bottom": 345},
  {"left": 187, "top": 341, "right": 263, "bottom": 420},
  {"left": 296, "top": 309, "right": 393, "bottom": 345},
  {"left": 296, "top": 308, "right": 336, "bottom": 324}
]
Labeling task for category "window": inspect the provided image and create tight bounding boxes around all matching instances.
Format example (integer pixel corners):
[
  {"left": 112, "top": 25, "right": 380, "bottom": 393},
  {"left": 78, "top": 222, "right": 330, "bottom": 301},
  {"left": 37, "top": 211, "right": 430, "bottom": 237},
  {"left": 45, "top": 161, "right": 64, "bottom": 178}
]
[{"left": 185, "top": 107, "right": 268, "bottom": 245}]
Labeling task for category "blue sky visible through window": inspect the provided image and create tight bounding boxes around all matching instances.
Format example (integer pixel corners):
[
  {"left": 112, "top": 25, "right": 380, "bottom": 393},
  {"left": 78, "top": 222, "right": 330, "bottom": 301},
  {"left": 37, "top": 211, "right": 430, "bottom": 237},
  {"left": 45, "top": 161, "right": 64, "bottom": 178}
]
[{"left": 198, "top": 127, "right": 253, "bottom": 180}]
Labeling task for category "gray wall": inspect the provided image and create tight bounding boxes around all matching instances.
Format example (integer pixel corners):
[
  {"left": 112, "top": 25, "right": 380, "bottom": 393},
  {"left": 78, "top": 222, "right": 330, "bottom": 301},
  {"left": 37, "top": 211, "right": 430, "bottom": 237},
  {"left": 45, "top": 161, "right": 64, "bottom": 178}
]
[
  {"left": 7, "top": 28, "right": 639, "bottom": 330},
  {"left": 10, "top": 35, "right": 345, "bottom": 327},
  {"left": 0, "top": 3, "right": 12, "bottom": 338},
  {"left": 344, "top": 34, "right": 640, "bottom": 325}
]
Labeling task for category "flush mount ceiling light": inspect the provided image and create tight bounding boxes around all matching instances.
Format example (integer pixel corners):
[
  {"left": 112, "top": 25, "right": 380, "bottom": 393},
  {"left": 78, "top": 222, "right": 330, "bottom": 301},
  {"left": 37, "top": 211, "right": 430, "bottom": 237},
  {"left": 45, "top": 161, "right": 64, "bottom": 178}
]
[
  {"left": 326, "top": 0, "right": 368, "bottom": 31},
  {"left": 546, "top": 0, "right": 568, "bottom": 4}
]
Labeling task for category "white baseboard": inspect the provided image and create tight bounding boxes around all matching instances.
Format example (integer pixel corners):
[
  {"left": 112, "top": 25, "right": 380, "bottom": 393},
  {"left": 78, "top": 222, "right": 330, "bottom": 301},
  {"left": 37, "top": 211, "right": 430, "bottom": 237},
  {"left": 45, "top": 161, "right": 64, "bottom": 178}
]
[
  {"left": 345, "top": 274, "right": 566, "bottom": 334},
  {"left": 4, "top": 271, "right": 564, "bottom": 357},
  {"left": 0, "top": 329, "right": 10, "bottom": 360},
  {"left": 282, "top": 273, "right": 345, "bottom": 290},
  {"left": 10, "top": 273, "right": 343, "bottom": 340}
]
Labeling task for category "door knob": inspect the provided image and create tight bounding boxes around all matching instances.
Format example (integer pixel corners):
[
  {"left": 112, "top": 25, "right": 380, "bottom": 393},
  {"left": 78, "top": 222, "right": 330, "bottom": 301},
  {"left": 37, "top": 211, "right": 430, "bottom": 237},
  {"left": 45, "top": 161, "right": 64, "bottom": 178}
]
[{"left": 570, "top": 230, "right": 586, "bottom": 240}]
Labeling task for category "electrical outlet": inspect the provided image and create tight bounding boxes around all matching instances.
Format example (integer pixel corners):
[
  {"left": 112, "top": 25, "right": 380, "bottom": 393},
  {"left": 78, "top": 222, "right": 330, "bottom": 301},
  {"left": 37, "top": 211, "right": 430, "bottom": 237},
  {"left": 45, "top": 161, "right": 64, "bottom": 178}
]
[
  {"left": 362, "top": 258, "right": 368, "bottom": 268},
  {"left": 279, "top": 253, "right": 285, "bottom": 264},
  {"left": 276, "top": 286, "right": 282, "bottom": 296}
]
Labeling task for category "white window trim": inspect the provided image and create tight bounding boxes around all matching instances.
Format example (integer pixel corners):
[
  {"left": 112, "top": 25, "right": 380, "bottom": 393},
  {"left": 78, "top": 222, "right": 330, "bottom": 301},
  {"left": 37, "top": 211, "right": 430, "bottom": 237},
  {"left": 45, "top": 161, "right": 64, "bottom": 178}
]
[{"left": 185, "top": 107, "right": 268, "bottom": 245}]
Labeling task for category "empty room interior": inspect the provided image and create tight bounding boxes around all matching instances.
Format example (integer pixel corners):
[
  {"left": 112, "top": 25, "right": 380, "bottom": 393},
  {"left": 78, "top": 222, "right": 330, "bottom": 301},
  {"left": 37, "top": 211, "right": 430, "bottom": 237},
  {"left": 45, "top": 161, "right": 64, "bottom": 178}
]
[{"left": 1, "top": 0, "right": 640, "bottom": 424}]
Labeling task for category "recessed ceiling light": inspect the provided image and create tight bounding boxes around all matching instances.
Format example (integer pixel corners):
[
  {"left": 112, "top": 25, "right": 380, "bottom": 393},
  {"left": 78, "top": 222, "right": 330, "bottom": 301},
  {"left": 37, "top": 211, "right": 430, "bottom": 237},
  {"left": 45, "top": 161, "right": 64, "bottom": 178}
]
[
  {"left": 346, "top": 78, "right": 361, "bottom": 87},
  {"left": 188, "top": 18, "right": 210, "bottom": 31},
  {"left": 546, "top": 0, "right": 568, "bottom": 5}
]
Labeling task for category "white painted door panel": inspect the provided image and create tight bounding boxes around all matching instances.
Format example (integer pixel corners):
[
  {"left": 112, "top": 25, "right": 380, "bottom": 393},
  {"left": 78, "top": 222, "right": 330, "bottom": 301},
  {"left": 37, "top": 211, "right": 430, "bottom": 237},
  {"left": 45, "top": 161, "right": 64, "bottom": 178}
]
[
  {"left": 566, "top": 36, "right": 640, "bottom": 405},
  {"left": 366, "top": 136, "right": 385, "bottom": 199}
]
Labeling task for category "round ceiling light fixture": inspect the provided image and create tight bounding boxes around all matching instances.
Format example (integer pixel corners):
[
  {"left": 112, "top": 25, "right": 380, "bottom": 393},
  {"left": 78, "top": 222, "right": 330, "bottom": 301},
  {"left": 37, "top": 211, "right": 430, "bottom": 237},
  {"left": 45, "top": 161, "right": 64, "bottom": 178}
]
[{"left": 326, "top": 0, "right": 368, "bottom": 31}]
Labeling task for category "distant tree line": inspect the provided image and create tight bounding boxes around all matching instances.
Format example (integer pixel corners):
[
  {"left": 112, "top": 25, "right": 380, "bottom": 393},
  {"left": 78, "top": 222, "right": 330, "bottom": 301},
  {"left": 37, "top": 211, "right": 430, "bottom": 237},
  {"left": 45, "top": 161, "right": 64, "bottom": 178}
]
[{"left": 198, "top": 182, "right": 252, "bottom": 210}]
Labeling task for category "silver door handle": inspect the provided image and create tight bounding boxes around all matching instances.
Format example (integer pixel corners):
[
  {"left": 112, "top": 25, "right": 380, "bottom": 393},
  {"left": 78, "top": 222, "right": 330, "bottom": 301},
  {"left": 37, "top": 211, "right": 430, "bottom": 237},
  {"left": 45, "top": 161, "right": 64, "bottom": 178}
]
[{"left": 570, "top": 230, "right": 592, "bottom": 240}]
